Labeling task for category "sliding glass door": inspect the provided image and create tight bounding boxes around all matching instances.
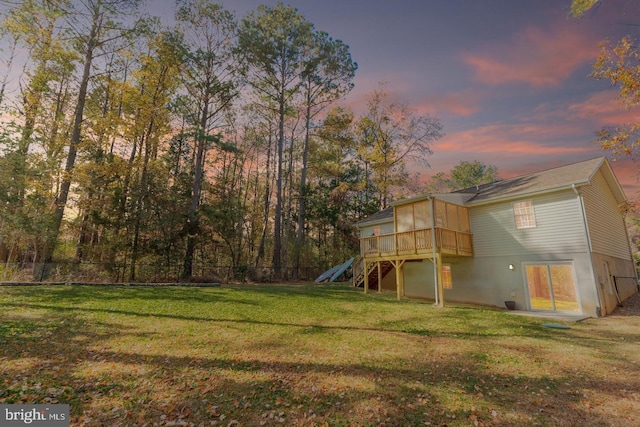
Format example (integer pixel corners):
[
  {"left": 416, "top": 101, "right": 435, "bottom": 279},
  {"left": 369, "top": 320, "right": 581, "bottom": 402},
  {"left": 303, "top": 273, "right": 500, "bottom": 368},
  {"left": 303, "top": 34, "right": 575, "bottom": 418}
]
[{"left": 525, "top": 263, "right": 580, "bottom": 312}]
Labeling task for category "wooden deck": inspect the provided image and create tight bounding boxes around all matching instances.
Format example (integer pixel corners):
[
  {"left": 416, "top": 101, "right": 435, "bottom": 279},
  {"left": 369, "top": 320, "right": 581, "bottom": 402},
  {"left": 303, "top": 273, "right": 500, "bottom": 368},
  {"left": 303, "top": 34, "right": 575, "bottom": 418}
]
[
  {"left": 360, "top": 227, "right": 473, "bottom": 262},
  {"left": 354, "top": 198, "right": 474, "bottom": 303}
]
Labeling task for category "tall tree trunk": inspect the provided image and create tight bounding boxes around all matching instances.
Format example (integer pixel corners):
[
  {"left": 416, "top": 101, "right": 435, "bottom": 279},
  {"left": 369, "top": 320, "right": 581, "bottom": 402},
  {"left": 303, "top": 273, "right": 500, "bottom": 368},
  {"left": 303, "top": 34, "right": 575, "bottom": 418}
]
[
  {"left": 294, "top": 100, "right": 312, "bottom": 279},
  {"left": 129, "top": 135, "right": 149, "bottom": 281},
  {"left": 255, "top": 131, "right": 273, "bottom": 268},
  {"left": 282, "top": 123, "right": 297, "bottom": 280},
  {"left": 182, "top": 98, "right": 210, "bottom": 279},
  {"left": 272, "top": 87, "right": 285, "bottom": 278},
  {"left": 76, "top": 67, "right": 113, "bottom": 263},
  {"left": 129, "top": 110, "right": 158, "bottom": 280},
  {"left": 43, "top": 8, "right": 100, "bottom": 263},
  {"left": 234, "top": 153, "right": 251, "bottom": 270}
]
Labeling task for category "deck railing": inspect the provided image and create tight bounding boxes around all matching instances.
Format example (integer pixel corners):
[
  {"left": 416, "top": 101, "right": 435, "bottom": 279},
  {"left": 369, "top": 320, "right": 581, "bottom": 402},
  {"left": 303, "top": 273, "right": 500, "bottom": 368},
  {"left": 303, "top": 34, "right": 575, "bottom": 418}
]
[{"left": 361, "top": 228, "right": 473, "bottom": 258}]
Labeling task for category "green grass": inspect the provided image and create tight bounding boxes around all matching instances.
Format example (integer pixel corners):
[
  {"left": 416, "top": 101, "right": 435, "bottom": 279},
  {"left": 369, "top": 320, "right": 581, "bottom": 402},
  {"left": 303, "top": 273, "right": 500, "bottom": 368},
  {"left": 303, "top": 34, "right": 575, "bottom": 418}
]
[{"left": 1, "top": 283, "right": 639, "bottom": 426}]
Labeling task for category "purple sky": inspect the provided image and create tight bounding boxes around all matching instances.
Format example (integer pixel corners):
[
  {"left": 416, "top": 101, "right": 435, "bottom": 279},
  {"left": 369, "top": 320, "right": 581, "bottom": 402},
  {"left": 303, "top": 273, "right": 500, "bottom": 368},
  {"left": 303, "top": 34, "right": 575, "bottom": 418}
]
[
  {"left": 124, "top": 0, "right": 640, "bottom": 199},
  {"left": 165, "top": 1, "right": 639, "bottom": 196},
  {"left": 1, "top": 1, "right": 638, "bottom": 194}
]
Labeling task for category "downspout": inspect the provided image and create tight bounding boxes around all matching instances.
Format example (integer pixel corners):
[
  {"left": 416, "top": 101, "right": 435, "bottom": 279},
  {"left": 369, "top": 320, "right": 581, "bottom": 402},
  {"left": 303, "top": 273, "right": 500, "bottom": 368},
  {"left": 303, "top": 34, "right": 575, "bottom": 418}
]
[
  {"left": 431, "top": 197, "right": 439, "bottom": 305},
  {"left": 573, "top": 184, "right": 601, "bottom": 316},
  {"left": 621, "top": 205, "right": 639, "bottom": 290}
]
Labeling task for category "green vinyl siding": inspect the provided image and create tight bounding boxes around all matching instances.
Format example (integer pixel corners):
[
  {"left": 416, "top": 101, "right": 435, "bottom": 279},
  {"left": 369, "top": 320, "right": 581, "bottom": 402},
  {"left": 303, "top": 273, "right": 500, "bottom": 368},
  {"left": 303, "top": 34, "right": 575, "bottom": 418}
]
[
  {"left": 581, "top": 170, "right": 632, "bottom": 260},
  {"left": 470, "top": 191, "right": 588, "bottom": 257}
]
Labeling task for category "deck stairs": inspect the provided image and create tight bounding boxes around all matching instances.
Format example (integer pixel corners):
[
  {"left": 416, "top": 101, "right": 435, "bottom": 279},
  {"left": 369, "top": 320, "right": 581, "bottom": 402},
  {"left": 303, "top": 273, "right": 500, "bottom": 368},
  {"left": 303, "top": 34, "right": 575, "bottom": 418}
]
[{"left": 353, "top": 258, "right": 394, "bottom": 290}]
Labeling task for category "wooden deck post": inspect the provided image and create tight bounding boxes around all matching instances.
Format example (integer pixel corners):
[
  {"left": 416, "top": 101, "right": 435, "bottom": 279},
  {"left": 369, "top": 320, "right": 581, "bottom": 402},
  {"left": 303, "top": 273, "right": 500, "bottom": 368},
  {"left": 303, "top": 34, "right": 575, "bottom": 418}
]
[
  {"left": 364, "top": 260, "right": 369, "bottom": 294},
  {"left": 377, "top": 261, "right": 382, "bottom": 293},
  {"left": 394, "top": 259, "right": 406, "bottom": 300},
  {"left": 435, "top": 253, "right": 445, "bottom": 307}
]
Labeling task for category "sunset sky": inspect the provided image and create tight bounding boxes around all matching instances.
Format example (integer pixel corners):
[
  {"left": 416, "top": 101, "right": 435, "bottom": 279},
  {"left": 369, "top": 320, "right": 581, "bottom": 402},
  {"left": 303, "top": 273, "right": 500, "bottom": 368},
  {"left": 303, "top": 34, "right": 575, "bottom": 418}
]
[
  {"left": 186, "top": 0, "right": 640, "bottom": 197},
  {"left": 3, "top": 1, "right": 639, "bottom": 196}
]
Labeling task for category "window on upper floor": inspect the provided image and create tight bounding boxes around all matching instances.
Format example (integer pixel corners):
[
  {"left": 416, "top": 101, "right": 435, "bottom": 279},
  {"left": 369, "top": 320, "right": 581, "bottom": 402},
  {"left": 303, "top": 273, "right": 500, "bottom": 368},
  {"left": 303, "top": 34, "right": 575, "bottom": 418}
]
[{"left": 513, "top": 200, "right": 536, "bottom": 229}]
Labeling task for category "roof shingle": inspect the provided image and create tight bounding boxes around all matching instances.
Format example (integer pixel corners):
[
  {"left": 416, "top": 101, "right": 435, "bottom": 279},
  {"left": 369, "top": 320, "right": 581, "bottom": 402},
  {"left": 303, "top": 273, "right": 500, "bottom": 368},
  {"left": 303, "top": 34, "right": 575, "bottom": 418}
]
[
  {"left": 355, "top": 157, "right": 624, "bottom": 226},
  {"left": 457, "top": 157, "right": 605, "bottom": 204}
]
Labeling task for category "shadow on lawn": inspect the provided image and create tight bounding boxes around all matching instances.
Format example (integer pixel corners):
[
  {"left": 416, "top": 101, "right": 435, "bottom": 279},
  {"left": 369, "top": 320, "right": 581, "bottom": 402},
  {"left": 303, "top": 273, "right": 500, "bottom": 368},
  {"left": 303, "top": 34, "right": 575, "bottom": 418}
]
[
  {"left": 71, "top": 349, "right": 626, "bottom": 426},
  {"left": 3, "top": 286, "right": 638, "bottom": 424},
  {"left": 0, "top": 308, "right": 629, "bottom": 426},
  {"left": 0, "top": 284, "right": 259, "bottom": 306},
  {"left": 0, "top": 283, "right": 377, "bottom": 310},
  {"left": 2, "top": 300, "right": 557, "bottom": 341}
]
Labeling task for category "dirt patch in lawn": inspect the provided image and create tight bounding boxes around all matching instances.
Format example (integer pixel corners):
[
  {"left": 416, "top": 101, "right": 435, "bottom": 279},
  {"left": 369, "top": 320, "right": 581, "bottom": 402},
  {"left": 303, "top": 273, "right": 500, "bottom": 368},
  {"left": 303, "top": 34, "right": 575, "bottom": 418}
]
[{"left": 609, "top": 291, "right": 640, "bottom": 316}]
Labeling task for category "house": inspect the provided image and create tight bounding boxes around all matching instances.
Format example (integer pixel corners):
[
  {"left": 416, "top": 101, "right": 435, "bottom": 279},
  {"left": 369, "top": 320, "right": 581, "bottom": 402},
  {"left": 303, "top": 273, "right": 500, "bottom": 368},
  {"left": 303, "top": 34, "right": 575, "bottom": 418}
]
[{"left": 353, "top": 157, "right": 638, "bottom": 317}]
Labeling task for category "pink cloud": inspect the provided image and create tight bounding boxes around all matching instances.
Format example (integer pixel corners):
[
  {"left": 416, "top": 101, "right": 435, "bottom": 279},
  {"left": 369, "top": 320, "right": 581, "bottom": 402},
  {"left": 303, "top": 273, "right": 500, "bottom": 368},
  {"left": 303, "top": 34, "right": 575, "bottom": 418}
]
[
  {"left": 463, "top": 23, "right": 598, "bottom": 87},
  {"left": 568, "top": 91, "right": 640, "bottom": 125},
  {"left": 341, "top": 80, "right": 483, "bottom": 120},
  {"left": 415, "top": 91, "right": 484, "bottom": 117},
  {"left": 435, "top": 123, "right": 591, "bottom": 156}
]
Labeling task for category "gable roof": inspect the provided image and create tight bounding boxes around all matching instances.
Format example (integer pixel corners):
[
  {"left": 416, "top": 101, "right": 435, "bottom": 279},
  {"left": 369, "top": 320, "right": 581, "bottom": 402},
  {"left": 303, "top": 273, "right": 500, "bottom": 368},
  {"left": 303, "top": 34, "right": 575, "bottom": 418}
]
[
  {"left": 458, "top": 157, "right": 626, "bottom": 206},
  {"left": 355, "top": 157, "right": 627, "bottom": 227}
]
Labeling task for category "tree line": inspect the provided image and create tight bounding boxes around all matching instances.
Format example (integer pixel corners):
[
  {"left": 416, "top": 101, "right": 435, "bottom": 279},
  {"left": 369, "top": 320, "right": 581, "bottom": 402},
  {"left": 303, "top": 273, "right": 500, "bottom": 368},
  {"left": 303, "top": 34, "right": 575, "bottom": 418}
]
[{"left": 0, "top": 0, "right": 443, "bottom": 281}]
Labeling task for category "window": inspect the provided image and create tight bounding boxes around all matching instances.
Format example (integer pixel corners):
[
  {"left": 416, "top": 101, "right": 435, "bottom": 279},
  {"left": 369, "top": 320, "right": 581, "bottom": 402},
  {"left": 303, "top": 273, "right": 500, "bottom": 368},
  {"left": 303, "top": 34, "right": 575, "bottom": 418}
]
[
  {"left": 513, "top": 201, "right": 536, "bottom": 229},
  {"left": 442, "top": 265, "right": 452, "bottom": 289}
]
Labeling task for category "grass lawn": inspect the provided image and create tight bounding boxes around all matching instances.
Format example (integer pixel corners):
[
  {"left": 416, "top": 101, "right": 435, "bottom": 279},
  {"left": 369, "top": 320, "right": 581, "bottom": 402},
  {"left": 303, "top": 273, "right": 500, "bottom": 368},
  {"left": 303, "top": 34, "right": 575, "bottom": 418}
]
[{"left": 1, "top": 283, "right": 639, "bottom": 426}]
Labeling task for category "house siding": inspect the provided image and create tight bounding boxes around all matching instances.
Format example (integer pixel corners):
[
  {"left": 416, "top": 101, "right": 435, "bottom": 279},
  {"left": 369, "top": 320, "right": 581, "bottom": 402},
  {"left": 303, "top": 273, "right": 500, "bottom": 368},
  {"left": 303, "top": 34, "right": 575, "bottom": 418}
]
[
  {"left": 402, "top": 253, "right": 601, "bottom": 317},
  {"left": 443, "top": 253, "right": 600, "bottom": 316},
  {"left": 404, "top": 260, "right": 434, "bottom": 298},
  {"left": 402, "top": 190, "right": 603, "bottom": 316},
  {"left": 356, "top": 159, "right": 637, "bottom": 318},
  {"left": 590, "top": 252, "right": 637, "bottom": 315},
  {"left": 470, "top": 190, "right": 589, "bottom": 257},
  {"left": 359, "top": 221, "right": 394, "bottom": 238},
  {"left": 581, "top": 170, "right": 632, "bottom": 261}
]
